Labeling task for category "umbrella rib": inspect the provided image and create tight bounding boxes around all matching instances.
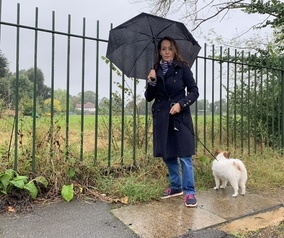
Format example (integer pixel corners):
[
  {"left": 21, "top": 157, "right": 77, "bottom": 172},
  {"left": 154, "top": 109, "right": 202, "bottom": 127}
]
[
  {"left": 128, "top": 40, "right": 154, "bottom": 78},
  {"left": 144, "top": 14, "right": 175, "bottom": 41},
  {"left": 154, "top": 23, "right": 175, "bottom": 39}
]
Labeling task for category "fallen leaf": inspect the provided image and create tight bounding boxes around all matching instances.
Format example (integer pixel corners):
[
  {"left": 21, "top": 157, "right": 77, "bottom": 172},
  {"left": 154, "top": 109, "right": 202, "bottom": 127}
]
[
  {"left": 8, "top": 206, "right": 16, "bottom": 212},
  {"left": 120, "top": 196, "right": 129, "bottom": 204}
]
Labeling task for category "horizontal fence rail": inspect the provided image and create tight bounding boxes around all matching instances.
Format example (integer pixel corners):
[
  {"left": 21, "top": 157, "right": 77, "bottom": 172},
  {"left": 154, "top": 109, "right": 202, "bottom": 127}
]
[{"left": 0, "top": 1, "right": 283, "bottom": 173}]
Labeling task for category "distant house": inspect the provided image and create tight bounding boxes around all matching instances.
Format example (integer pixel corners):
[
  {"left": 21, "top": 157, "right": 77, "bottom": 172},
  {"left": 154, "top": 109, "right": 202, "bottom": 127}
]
[{"left": 75, "top": 102, "right": 96, "bottom": 114}]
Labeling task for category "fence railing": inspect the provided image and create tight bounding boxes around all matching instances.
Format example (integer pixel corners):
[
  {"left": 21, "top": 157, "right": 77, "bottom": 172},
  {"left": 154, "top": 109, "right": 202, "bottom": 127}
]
[{"left": 0, "top": 1, "right": 283, "bottom": 172}]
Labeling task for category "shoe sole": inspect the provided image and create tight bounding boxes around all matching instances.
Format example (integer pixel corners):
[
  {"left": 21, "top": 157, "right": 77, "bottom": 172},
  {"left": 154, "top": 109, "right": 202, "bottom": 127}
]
[
  {"left": 184, "top": 202, "right": 198, "bottom": 207},
  {"left": 161, "top": 191, "right": 183, "bottom": 199}
]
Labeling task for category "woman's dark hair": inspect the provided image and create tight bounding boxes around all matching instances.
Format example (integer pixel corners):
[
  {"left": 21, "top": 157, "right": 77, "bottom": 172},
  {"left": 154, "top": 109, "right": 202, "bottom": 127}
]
[{"left": 154, "top": 36, "right": 187, "bottom": 68}]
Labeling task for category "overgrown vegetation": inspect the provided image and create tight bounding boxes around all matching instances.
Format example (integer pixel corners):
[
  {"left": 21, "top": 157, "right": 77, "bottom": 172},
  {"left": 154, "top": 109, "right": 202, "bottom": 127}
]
[{"left": 0, "top": 113, "right": 283, "bottom": 214}]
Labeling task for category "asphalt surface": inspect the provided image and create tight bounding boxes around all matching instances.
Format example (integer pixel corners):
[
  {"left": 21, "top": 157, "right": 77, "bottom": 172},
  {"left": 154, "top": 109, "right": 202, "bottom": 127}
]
[
  {"left": 0, "top": 199, "right": 138, "bottom": 238},
  {"left": 0, "top": 198, "right": 235, "bottom": 238}
]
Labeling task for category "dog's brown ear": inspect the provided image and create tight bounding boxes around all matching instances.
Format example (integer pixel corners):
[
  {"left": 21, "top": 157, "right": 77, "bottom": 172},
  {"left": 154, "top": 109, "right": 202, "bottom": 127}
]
[
  {"left": 223, "top": 151, "right": 230, "bottom": 158},
  {"left": 214, "top": 149, "right": 222, "bottom": 156}
]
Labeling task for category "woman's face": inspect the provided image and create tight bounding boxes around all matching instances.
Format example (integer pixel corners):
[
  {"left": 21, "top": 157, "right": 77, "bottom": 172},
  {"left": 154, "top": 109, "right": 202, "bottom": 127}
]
[{"left": 159, "top": 39, "right": 174, "bottom": 62}]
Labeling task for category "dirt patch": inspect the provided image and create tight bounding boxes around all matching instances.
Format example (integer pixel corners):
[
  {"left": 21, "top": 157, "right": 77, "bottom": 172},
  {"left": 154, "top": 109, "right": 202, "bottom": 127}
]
[
  {"left": 0, "top": 188, "right": 33, "bottom": 214},
  {"left": 218, "top": 188, "right": 284, "bottom": 238},
  {"left": 219, "top": 207, "right": 284, "bottom": 233},
  {"left": 244, "top": 223, "right": 284, "bottom": 238}
]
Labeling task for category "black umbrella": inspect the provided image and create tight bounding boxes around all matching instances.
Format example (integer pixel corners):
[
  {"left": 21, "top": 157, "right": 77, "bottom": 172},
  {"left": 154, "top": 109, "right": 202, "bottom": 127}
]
[{"left": 106, "top": 12, "right": 201, "bottom": 80}]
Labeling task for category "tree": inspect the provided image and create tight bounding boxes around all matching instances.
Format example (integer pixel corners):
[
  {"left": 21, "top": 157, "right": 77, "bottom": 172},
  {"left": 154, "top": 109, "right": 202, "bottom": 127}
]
[
  {"left": 75, "top": 91, "right": 96, "bottom": 104},
  {"left": 0, "top": 50, "right": 9, "bottom": 78},
  {"left": 210, "top": 99, "right": 227, "bottom": 115},
  {"left": 112, "top": 92, "right": 123, "bottom": 114},
  {"left": 195, "top": 99, "right": 210, "bottom": 115},
  {"left": 54, "top": 89, "right": 74, "bottom": 112},
  {"left": 25, "top": 68, "right": 51, "bottom": 100},
  {"left": 44, "top": 98, "right": 62, "bottom": 114},
  {"left": 137, "top": 98, "right": 152, "bottom": 115},
  {"left": 134, "top": 0, "right": 284, "bottom": 42},
  {"left": 10, "top": 74, "right": 33, "bottom": 105},
  {"left": 0, "top": 98, "right": 5, "bottom": 118},
  {"left": 0, "top": 51, "right": 11, "bottom": 107},
  {"left": 210, "top": 28, "right": 283, "bottom": 148},
  {"left": 98, "top": 97, "right": 109, "bottom": 115},
  {"left": 124, "top": 96, "right": 151, "bottom": 115},
  {"left": 84, "top": 90, "right": 97, "bottom": 103},
  {"left": 20, "top": 95, "right": 34, "bottom": 116},
  {"left": 0, "top": 77, "right": 11, "bottom": 105}
]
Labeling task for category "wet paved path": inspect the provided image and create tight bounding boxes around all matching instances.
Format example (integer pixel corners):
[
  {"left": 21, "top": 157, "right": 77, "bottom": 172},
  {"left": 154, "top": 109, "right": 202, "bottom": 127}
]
[
  {"left": 112, "top": 188, "right": 283, "bottom": 238},
  {"left": 0, "top": 187, "right": 283, "bottom": 238}
]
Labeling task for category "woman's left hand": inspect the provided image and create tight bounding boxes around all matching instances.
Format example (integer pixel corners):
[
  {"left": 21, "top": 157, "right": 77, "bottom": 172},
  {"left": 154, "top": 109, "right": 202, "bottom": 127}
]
[{"left": 170, "top": 103, "right": 181, "bottom": 115}]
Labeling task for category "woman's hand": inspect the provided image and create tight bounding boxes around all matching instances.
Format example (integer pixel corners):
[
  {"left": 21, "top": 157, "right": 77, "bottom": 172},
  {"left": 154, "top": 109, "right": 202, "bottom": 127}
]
[
  {"left": 147, "top": 69, "right": 156, "bottom": 82},
  {"left": 170, "top": 103, "right": 181, "bottom": 115}
]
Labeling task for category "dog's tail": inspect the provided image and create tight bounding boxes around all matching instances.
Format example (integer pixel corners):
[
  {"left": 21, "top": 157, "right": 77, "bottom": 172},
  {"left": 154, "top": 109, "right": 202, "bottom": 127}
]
[
  {"left": 233, "top": 160, "right": 246, "bottom": 173},
  {"left": 233, "top": 161, "right": 242, "bottom": 172}
]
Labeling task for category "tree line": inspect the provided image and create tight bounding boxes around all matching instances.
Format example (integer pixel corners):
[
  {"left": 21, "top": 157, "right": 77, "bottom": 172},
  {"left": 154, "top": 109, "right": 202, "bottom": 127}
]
[{"left": 0, "top": 52, "right": 101, "bottom": 117}]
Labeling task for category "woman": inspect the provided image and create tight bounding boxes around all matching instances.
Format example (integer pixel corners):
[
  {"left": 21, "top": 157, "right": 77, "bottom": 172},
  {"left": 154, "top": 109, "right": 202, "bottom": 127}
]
[{"left": 145, "top": 36, "right": 199, "bottom": 207}]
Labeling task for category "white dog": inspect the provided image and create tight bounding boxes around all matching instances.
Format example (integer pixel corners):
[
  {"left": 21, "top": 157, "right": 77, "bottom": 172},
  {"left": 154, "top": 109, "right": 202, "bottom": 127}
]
[{"left": 212, "top": 150, "right": 248, "bottom": 197}]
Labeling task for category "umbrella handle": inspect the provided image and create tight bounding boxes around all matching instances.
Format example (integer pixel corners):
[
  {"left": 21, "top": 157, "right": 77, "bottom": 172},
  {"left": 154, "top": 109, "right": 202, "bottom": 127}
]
[{"left": 149, "top": 68, "right": 156, "bottom": 81}]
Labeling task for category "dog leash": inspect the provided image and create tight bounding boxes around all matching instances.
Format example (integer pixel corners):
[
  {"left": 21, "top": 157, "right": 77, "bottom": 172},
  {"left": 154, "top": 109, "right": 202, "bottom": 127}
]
[{"left": 195, "top": 137, "right": 218, "bottom": 161}]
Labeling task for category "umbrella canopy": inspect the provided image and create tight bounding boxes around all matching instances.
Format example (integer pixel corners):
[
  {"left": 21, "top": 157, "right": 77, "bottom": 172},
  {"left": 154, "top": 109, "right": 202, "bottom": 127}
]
[{"left": 106, "top": 12, "right": 201, "bottom": 80}]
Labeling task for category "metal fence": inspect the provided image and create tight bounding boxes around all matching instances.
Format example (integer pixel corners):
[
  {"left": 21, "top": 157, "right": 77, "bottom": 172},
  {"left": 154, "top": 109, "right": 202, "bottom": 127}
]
[{"left": 0, "top": 1, "right": 283, "bottom": 172}]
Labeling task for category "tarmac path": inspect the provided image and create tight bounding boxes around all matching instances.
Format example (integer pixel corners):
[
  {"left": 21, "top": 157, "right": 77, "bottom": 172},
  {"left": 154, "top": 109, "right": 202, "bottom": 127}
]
[{"left": 0, "top": 188, "right": 283, "bottom": 238}]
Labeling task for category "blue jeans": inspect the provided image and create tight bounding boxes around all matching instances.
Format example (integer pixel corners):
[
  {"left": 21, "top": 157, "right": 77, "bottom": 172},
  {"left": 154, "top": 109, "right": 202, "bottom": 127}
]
[{"left": 163, "top": 156, "right": 195, "bottom": 195}]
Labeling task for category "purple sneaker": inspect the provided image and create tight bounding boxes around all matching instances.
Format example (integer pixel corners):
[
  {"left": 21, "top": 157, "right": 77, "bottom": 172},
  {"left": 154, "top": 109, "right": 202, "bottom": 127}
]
[
  {"left": 184, "top": 194, "right": 197, "bottom": 207},
  {"left": 161, "top": 188, "right": 183, "bottom": 199}
]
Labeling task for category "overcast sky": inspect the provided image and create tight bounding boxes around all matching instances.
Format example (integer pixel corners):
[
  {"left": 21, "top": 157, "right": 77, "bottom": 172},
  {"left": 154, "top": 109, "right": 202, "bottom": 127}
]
[{"left": 0, "top": 0, "right": 272, "bottom": 101}]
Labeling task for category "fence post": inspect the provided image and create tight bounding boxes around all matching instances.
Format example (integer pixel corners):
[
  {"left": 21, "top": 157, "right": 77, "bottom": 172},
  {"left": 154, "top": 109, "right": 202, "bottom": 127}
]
[
  {"left": 281, "top": 58, "right": 284, "bottom": 150},
  {"left": 0, "top": 0, "right": 2, "bottom": 42}
]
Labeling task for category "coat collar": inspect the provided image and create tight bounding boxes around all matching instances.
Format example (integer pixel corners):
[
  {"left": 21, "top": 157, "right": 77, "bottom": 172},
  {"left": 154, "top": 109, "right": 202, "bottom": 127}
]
[
  {"left": 156, "top": 59, "right": 182, "bottom": 78},
  {"left": 171, "top": 59, "right": 182, "bottom": 68}
]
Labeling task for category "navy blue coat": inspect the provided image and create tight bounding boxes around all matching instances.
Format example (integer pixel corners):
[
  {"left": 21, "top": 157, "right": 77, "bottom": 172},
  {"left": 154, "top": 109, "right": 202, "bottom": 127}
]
[{"left": 145, "top": 60, "right": 199, "bottom": 158}]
